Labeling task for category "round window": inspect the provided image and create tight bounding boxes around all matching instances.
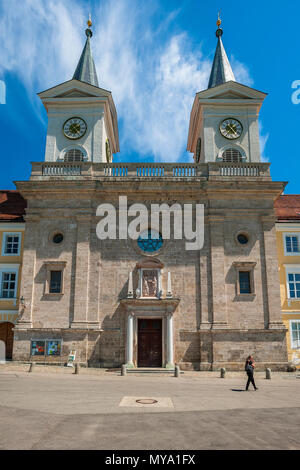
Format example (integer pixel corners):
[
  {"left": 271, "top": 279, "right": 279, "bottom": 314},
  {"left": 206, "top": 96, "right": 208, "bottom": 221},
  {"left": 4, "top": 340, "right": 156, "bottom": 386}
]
[
  {"left": 52, "top": 233, "right": 64, "bottom": 244},
  {"left": 237, "top": 233, "right": 249, "bottom": 245},
  {"left": 137, "top": 229, "right": 163, "bottom": 253}
]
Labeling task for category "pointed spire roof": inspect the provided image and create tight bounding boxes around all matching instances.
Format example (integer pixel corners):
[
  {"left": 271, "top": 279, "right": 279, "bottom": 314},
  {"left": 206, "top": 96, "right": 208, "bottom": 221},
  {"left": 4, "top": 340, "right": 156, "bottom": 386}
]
[
  {"left": 73, "top": 16, "right": 99, "bottom": 87},
  {"left": 207, "top": 15, "right": 235, "bottom": 89}
]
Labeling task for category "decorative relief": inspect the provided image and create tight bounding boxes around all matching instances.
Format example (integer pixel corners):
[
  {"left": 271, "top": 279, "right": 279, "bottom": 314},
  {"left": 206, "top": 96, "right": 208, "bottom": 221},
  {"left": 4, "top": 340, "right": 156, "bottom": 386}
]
[{"left": 142, "top": 270, "right": 158, "bottom": 297}]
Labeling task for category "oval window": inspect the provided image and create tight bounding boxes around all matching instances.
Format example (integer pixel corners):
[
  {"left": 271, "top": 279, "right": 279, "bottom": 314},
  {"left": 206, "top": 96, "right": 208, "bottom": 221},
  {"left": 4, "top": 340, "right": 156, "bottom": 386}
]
[
  {"left": 53, "top": 233, "right": 64, "bottom": 244},
  {"left": 237, "top": 233, "right": 249, "bottom": 245}
]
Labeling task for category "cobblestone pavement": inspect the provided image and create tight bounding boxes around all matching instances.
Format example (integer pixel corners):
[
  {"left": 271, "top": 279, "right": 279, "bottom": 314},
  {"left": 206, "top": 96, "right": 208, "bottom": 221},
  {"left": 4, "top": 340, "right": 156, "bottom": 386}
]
[{"left": 0, "top": 370, "right": 299, "bottom": 450}]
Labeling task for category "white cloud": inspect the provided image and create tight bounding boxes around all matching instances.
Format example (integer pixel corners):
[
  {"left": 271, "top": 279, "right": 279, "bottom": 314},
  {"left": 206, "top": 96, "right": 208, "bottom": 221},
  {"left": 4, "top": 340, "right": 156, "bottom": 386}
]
[
  {"left": 82, "top": 0, "right": 211, "bottom": 161},
  {"left": 230, "top": 55, "right": 254, "bottom": 88},
  {"left": 0, "top": 0, "right": 84, "bottom": 87},
  {"left": 259, "top": 122, "right": 269, "bottom": 162},
  {"left": 0, "top": 0, "right": 254, "bottom": 162}
]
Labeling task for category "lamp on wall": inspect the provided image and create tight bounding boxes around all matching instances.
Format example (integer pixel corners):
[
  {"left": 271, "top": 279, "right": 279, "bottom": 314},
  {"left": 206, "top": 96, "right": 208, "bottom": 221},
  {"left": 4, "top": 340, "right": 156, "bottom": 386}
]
[{"left": 19, "top": 296, "right": 26, "bottom": 308}]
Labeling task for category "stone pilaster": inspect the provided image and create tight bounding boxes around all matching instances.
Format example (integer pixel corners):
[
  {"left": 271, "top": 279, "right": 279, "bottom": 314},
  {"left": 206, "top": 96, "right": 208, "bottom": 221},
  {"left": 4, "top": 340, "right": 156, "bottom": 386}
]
[
  {"left": 86, "top": 227, "right": 101, "bottom": 328},
  {"left": 15, "top": 216, "right": 40, "bottom": 330},
  {"left": 166, "top": 313, "right": 174, "bottom": 368},
  {"left": 209, "top": 217, "right": 228, "bottom": 329},
  {"left": 71, "top": 214, "right": 91, "bottom": 329},
  {"left": 262, "top": 217, "right": 285, "bottom": 330},
  {"left": 199, "top": 222, "right": 212, "bottom": 330},
  {"left": 126, "top": 312, "right": 134, "bottom": 368}
]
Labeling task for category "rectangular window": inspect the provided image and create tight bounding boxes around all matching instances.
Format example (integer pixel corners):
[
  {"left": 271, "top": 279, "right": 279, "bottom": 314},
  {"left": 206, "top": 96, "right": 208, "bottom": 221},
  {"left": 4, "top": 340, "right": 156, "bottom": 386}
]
[
  {"left": 49, "top": 271, "right": 62, "bottom": 294},
  {"left": 291, "top": 322, "right": 300, "bottom": 349},
  {"left": 285, "top": 235, "right": 300, "bottom": 254},
  {"left": 1, "top": 272, "right": 16, "bottom": 298},
  {"left": 3, "top": 234, "right": 21, "bottom": 255},
  {"left": 288, "top": 273, "right": 300, "bottom": 299},
  {"left": 239, "top": 271, "right": 251, "bottom": 294}
]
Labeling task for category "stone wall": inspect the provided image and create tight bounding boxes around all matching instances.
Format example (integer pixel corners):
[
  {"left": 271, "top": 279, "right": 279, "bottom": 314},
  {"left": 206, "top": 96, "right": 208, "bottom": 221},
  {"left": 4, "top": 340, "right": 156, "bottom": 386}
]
[{"left": 13, "top": 176, "right": 289, "bottom": 369}]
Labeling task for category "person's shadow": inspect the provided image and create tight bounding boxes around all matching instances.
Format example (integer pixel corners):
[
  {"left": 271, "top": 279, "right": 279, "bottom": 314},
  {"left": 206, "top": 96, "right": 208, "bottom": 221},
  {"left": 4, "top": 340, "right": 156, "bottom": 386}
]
[{"left": 231, "top": 389, "right": 245, "bottom": 392}]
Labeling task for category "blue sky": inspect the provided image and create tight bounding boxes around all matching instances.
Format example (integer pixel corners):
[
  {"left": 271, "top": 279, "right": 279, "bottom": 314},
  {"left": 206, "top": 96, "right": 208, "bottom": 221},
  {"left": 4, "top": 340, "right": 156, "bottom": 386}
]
[{"left": 0, "top": 0, "right": 299, "bottom": 193}]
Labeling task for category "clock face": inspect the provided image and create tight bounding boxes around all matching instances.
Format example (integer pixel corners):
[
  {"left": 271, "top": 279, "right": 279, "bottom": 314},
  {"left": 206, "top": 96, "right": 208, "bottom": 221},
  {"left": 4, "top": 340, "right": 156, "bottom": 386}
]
[
  {"left": 220, "top": 118, "right": 243, "bottom": 140},
  {"left": 63, "top": 117, "right": 87, "bottom": 140}
]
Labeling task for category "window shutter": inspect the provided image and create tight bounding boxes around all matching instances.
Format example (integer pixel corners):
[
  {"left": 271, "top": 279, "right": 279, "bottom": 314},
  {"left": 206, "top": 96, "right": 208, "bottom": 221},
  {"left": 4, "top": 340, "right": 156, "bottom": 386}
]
[
  {"left": 222, "top": 148, "right": 243, "bottom": 163},
  {"left": 64, "top": 149, "right": 84, "bottom": 162}
]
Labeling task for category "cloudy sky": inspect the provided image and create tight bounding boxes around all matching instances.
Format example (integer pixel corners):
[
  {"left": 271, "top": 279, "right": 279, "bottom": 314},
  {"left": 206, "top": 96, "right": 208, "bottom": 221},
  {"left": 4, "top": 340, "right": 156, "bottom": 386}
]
[{"left": 0, "top": 0, "right": 299, "bottom": 193}]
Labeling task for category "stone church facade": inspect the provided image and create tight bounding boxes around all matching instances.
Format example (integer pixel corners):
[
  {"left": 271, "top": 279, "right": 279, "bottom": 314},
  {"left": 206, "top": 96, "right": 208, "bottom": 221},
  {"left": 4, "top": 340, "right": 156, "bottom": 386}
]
[{"left": 12, "top": 19, "right": 288, "bottom": 370}]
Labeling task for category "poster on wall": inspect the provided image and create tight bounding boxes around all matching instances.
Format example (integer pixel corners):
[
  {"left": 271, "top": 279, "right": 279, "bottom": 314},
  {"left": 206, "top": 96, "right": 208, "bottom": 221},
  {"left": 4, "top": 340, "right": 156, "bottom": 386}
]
[
  {"left": 31, "top": 341, "right": 45, "bottom": 356},
  {"left": 67, "top": 350, "right": 76, "bottom": 367},
  {"left": 46, "top": 341, "right": 61, "bottom": 356}
]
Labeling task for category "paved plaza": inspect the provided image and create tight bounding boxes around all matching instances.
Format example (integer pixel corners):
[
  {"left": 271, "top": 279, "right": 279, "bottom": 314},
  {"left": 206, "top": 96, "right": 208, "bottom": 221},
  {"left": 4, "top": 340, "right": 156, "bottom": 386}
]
[{"left": 0, "top": 369, "right": 299, "bottom": 450}]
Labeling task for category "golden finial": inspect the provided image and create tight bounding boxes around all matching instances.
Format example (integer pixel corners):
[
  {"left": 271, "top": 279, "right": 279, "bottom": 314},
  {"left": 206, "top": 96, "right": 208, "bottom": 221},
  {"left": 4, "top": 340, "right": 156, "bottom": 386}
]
[
  {"left": 87, "top": 13, "right": 92, "bottom": 28},
  {"left": 217, "top": 11, "right": 222, "bottom": 28}
]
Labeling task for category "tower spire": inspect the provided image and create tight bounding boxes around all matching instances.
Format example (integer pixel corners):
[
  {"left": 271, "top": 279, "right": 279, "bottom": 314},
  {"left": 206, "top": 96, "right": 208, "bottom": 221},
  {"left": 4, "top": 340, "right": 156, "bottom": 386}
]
[
  {"left": 207, "top": 14, "right": 236, "bottom": 89},
  {"left": 73, "top": 15, "right": 99, "bottom": 87}
]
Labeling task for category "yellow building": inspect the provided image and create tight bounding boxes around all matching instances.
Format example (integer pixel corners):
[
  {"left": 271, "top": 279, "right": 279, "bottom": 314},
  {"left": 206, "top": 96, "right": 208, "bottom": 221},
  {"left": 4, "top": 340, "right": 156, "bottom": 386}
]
[
  {"left": 275, "top": 195, "right": 300, "bottom": 368},
  {"left": 0, "top": 191, "right": 26, "bottom": 360}
]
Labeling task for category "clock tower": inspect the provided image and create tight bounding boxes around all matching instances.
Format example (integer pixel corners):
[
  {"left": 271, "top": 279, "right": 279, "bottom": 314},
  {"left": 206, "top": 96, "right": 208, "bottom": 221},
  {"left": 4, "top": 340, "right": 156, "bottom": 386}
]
[
  {"left": 187, "top": 18, "right": 266, "bottom": 164},
  {"left": 39, "top": 19, "right": 119, "bottom": 164}
]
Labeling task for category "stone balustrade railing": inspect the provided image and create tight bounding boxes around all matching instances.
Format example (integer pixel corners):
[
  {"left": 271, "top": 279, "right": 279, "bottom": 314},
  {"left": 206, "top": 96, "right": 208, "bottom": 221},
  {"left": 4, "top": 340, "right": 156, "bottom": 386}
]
[{"left": 29, "top": 161, "right": 271, "bottom": 181}]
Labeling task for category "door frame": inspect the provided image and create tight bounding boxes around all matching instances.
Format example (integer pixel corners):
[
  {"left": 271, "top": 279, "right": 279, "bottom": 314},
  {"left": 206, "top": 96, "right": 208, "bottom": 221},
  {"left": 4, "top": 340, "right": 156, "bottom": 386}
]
[
  {"left": 137, "top": 317, "right": 163, "bottom": 368},
  {"left": 134, "top": 314, "right": 166, "bottom": 368},
  {"left": 0, "top": 321, "right": 15, "bottom": 360}
]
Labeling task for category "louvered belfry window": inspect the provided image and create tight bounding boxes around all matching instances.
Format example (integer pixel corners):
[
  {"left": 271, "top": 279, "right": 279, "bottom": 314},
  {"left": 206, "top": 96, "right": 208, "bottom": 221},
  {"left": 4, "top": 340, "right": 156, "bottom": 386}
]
[
  {"left": 222, "top": 148, "right": 243, "bottom": 163},
  {"left": 64, "top": 149, "right": 84, "bottom": 162}
]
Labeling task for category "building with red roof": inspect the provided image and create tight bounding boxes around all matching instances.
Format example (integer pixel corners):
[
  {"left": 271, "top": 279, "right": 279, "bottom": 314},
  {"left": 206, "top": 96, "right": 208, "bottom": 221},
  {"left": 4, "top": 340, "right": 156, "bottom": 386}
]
[{"left": 0, "top": 191, "right": 26, "bottom": 359}]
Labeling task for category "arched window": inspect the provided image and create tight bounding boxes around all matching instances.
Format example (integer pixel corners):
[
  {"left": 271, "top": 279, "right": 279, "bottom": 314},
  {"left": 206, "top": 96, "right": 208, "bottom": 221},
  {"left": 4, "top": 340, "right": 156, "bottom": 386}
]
[
  {"left": 222, "top": 148, "right": 243, "bottom": 163},
  {"left": 63, "top": 148, "right": 85, "bottom": 162}
]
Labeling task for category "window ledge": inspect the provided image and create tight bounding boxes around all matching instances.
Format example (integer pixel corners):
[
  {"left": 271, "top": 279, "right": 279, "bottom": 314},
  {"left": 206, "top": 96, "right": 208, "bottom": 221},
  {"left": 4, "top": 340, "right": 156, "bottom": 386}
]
[
  {"left": 284, "top": 254, "right": 300, "bottom": 257},
  {"left": 234, "top": 294, "right": 256, "bottom": 302},
  {"left": 43, "top": 293, "right": 64, "bottom": 297}
]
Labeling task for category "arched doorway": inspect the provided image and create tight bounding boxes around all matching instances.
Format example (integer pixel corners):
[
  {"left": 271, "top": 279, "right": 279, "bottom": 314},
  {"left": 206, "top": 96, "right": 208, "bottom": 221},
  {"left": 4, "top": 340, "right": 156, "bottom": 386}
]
[{"left": 0, "top": 322, "right": 14, "bottom": 360}]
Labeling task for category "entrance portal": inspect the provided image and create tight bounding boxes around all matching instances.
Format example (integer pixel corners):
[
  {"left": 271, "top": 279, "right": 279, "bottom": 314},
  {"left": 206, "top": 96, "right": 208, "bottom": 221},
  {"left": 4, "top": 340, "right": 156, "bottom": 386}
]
[
  {"left": 0, "top": 322, "right": 14, "bottom": 360},
  {"left": 138, "top": 319, "right": 162, "bottom": 367}
]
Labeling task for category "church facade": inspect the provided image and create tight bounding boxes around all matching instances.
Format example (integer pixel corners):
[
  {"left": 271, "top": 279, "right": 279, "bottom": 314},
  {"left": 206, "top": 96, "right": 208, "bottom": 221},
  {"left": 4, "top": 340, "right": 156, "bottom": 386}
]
[{"left": 12, "top": 19, "right": 288, "bottom": 370}]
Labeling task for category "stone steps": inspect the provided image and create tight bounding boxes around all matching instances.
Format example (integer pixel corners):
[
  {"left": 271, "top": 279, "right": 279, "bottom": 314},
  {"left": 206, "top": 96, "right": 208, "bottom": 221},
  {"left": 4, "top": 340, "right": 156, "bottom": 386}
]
[{"left": 127, "top": 368, "right": 178, "bottom": 374}]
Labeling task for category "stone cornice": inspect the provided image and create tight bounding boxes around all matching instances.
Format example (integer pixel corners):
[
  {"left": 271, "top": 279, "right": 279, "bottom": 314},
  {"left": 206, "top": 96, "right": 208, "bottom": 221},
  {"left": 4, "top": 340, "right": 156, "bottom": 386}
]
[
  {"left": 120, "top": 297, "right": 180, "bottom": 313},
  {"left": 15, "top": 179, "right": 286, "bottom": 201}
]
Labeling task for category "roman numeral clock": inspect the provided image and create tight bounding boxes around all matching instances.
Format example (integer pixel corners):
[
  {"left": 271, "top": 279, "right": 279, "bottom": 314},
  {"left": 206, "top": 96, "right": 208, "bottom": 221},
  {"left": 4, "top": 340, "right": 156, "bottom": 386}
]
[
  {"left": 63, "top": 117, "right": 87, "bottom": 140},
  {"left": 220, "top": 118, "right": 243, "bottom": 140}
]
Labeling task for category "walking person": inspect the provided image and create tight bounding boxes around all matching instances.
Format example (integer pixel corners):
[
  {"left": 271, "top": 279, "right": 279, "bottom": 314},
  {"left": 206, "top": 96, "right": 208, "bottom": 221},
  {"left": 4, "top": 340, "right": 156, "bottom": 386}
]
[{"left": 245, "top": 355, "right": 258, "bottom": 391}]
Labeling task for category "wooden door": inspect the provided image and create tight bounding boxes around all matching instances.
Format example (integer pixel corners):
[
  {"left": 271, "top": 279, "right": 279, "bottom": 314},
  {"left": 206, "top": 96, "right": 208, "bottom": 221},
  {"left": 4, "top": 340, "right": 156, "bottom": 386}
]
[
  {"left": 138, "top": 319, "right": 162, "bottom": 367},
  {"left": 0, "top": 322, "right": 14, "bottom": 359}
]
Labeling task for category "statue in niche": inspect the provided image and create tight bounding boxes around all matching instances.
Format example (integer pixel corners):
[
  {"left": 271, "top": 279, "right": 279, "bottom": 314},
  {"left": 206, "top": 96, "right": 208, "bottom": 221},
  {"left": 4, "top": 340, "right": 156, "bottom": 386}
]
[{"left": 142, "top": 270, "right": 158, "bottom": 297}]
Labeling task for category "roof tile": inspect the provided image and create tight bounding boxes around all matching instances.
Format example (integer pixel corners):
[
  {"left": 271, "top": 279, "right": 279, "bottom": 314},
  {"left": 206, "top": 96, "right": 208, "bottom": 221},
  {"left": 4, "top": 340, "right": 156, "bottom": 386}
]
[{"left": 0, "top": 191, "right": 26, "bottom": 222}]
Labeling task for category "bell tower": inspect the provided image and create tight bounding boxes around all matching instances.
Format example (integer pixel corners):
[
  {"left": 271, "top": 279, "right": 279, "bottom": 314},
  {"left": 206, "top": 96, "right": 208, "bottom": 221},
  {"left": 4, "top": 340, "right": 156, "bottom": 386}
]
[
  {"left": 187, "top": 15, "right": 266, "bottom": 164},
  {"left": 38, "top": 17, "right": 119, "bottom": 164}
]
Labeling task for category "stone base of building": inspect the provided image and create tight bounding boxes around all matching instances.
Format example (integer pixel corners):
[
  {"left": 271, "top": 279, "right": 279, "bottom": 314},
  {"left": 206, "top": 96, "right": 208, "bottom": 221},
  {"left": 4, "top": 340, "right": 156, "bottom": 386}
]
[
  {"left": 12, "top": 328, "right": 104, "bottom": 365},
  {"left": 198, "top": 328, "right": 288, "bottom": 369},
  {"left": 12, "top": 326, "right": 289, "bottom": 370}
]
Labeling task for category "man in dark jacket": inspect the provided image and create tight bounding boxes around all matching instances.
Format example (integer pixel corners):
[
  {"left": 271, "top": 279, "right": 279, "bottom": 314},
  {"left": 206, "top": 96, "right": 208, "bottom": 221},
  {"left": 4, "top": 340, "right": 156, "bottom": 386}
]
[{"left": 245, "top": 355, "right": 258, "bottom": 391}]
